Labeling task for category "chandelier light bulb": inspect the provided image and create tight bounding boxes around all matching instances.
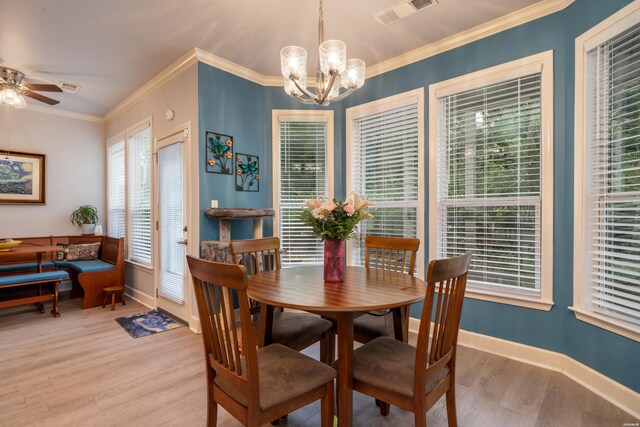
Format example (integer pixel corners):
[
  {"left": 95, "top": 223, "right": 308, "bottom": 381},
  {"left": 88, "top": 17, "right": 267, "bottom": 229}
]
[
  {"left": 341, "top": 59, "right": 366, "bottom": 89},
  {"left": 280, "top": 46, "right": 307, "bottom": 80},
  {"left": 319, "top": 40, "right": 346, "bottom": 75}
]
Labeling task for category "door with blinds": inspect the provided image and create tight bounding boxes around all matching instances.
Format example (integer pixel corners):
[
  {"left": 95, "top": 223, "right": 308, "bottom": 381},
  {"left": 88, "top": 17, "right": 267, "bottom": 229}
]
[{"left": 156, "top": 129, "right": 190, "bottom": 322}]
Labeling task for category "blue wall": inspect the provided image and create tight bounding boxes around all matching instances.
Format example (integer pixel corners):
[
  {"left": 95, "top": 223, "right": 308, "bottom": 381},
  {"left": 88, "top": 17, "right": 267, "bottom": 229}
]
[
  {"left": 198, "top": 62, "right": 269, "bottom": 241},
  {"left": 199, "top": 0, "right": 640, "bottom": 392}
]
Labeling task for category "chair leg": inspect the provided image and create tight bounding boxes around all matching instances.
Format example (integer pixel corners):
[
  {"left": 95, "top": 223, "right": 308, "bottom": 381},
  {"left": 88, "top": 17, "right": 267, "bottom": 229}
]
[
  {"left": 414, "top": 407, "right": 426, "bottom": 427},
  {"left": 379, "top": 401, "right": 390, "bottom": 416},
  {"left": 321, "top": 381, "right": 334, "bottom": 427},
  {"left": 120, "top": 290, "right": 126, "bottom": 305},
  {"left": 320, "top": 331, "right": 335, "bottom": 365},
  {"left": 446, "top": 384, "right": 458, "bottom": 427},
  {"left": 102, "top": 293, "right": 108, "bottom": 308},
  {"left": 207, "top": 383, "right": 217, "bottom": 427},
  {"left": 111, "top": 293, "right": 116, "bottom": 311}
]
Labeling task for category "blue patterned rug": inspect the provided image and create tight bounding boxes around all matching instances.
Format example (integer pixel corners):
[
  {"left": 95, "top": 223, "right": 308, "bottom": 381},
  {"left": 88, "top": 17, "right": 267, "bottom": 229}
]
[{"left": 115, "top": 310, "right": 181, "bottom": 338}]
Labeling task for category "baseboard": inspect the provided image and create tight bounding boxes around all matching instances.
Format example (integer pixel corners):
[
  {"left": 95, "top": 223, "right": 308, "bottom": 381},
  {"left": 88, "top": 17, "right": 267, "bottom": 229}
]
[
  {"left": 124, "top": 286, "right": 155, "bottom": 309},
  {"left": 408, "top": 318, "right": 640, "bottom": 419},
  {"left": 189, "top": 315, "right": 201, "bottom": 334}
]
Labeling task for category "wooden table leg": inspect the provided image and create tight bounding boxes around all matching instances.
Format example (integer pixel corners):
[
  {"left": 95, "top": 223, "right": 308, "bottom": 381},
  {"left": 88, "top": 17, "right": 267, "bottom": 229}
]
[
  {"left": 257, "top": 304, "right": 274, "bottom": 348},
  {"left": 336, "top": 312, "right": 354, "bottom": 427},
  {"left": 393, "top": 305, "right": 409, "bottom": 342},
  {"left": 36, "top": 252, "right": 43, "bottom": 273}
]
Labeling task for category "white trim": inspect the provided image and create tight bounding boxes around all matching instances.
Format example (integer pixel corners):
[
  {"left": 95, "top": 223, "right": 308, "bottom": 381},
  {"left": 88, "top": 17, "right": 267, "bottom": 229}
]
[
  {"left": 194, "top": 48, "right": 272, "bottom": 87},
  {"left": 27, "top": 104, "right": 104, "bottom": 123},
  {"left": 570, "top": 307, "right": 640, "bottom": 343},
  {"left": 345, "top": 88, "right": 425, "bottom": 278},
  {"left": 271, "top": 109, "right": 335, "bottom": 242},
  {"left": 428, "top": 50, "right": 554, "bottom": 310},
  {"left": 124, "top": 285, "right": 155, "bottom": 309},
  {"left": 573, "top": 0, "right": 640, "bottom": 343},
  {"left": 366, "top": 0, "right": 573, "bottom": 78},
  {"left": 408, "top": 318, "right": 640, "bottom": 420},
  {"left": 189, "top": 315, "right": 201, "bottom": 334}
]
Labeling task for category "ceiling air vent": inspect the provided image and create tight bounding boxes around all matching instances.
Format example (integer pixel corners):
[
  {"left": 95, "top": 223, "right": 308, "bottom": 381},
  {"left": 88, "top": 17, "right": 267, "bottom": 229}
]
[
  {"left": 374, "top": 0, "right": 438, "bottom": 27},
  {"left": 58, "top": 81, "right": 81, "bottom": 94}
]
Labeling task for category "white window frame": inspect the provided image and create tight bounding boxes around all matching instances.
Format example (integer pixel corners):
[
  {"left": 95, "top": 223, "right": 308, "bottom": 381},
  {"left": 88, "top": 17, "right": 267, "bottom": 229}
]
[
  {"left": 272, "top": 110, "right": 334, "bottom": 265},
  {"left": 572, "top": 1, "right": 640, "bottom": 342},
  {"left": 429, "top": 51, "right": 554, "bottom": 311},
  {"left": 345, "top": 88, "right": 425, "bottom": 278},
  {"left": 106, "top": 116, "right": 154, "bottom": 271},
  {"left": 106, "top": 132, "right": 126, "bottom": 239}
]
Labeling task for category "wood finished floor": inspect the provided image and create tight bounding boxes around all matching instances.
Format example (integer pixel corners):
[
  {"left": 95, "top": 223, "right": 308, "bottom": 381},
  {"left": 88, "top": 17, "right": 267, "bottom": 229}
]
[{"left": 0, "top": 298, "right": 635, "bottom": 427}]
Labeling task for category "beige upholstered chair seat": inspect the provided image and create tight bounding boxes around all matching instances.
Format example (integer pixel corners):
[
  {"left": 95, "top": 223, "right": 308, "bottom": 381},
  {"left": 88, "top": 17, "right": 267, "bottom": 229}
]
[
  {"left": 353, "top": 337, "right": 449, "bottom": 398},
  {"left": 353, "top": 311, "right": 392, "bottom": 339},
  {"left": 262, "top": 311, "right": 333, "bottom": 349},
  {"left": 213, "top": 343, "right": 336, "bottom": 410}
]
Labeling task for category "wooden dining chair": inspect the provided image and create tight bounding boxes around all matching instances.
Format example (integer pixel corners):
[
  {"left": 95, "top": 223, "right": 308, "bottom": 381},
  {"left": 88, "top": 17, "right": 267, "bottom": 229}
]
[
  {"left": 186, "top": 255, "right": 336, "bottom": 427},
  {"left": 229, "top": 237, "right": 335, "bottom": 364},
  {"left": 355, "top": 235, "right": 420, "bottom": 344},
  {"left": 351, "top": 252, "right": 472, "bottom": 425}
]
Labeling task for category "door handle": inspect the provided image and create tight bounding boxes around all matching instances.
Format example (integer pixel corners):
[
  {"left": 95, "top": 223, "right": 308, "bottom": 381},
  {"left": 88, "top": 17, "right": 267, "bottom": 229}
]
[{"left": 177, "top": 239, "right": 188, "bottom": 245}]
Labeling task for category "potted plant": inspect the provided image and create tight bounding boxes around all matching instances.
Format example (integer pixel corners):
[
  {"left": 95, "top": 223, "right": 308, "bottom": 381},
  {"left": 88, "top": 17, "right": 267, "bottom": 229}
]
[{"left": 70, "top": 205, "right": 100, "bottom": 235}]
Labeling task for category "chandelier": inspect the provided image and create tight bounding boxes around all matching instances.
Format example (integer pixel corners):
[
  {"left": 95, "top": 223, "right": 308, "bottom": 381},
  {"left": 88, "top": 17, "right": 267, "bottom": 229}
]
[{"left": 280, "top": 0, "right": 365, "bottom": 106}]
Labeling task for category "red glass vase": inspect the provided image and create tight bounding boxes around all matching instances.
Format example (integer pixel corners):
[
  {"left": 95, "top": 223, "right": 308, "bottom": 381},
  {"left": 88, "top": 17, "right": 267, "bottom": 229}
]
[{"left": 324, "top": 239, "right": 345, "bottom": 283}]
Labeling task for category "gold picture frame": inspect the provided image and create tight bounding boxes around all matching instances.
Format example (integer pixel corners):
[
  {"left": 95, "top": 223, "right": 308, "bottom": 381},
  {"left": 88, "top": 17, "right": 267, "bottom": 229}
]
[{"left": 0, "top": 150, "right": 46, "bottom": 204}]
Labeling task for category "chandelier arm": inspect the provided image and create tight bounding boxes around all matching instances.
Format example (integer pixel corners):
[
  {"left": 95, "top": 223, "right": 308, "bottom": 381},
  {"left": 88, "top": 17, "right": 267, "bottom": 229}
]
[
  {"left": 292, "top": 94, "right": 317, "bottom": 104},
  {"left": 317, "top": 72, "right": 337, "bottom": 105},
  {"left": 327, "top": 87, "right": 355, "bottom": 103},
  {"left": 291, "top": 77, "right": 318, "bottom": 99}
]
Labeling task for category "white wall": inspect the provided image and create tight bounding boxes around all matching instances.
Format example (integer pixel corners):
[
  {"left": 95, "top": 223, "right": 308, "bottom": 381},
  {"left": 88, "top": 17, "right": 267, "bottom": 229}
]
[
  {"left": 105, "top": 63, "right": 199, "bottom": 317},
  {"left": 0, "top": 108, "right": 105, "bottom": 237}
]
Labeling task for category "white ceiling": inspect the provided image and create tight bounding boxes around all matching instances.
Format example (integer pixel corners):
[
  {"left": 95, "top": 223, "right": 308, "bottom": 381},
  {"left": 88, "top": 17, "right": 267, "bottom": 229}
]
[{"left": 0, "top": 0, "right": 542, "bottom": 117}]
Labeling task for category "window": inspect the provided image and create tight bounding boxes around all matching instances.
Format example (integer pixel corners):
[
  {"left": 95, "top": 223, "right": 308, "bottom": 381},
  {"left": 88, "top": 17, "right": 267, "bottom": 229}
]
[
  {"left": 573, "top": 3, "right": 640, "bottom": 342},
  {"left": 429, "top": 51, "right": 553, "bottom": 310},
  {"left": 272, "top": 110, "right": 334, "bottom": 266},
  {"left": 106, "top": 119, "right": 153, "bottom": 268},
  {"left": 346, "top": 89, "right": 425, "bottom": 276},
  {"left": 107, "top": 137, "right": 125, "bottom": 238}
]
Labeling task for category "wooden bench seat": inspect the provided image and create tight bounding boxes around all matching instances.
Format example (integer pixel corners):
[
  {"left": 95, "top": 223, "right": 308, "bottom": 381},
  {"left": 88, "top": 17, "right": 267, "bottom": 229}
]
[{"left": 0, "top": 270, "right": 69, "bottom": 317}]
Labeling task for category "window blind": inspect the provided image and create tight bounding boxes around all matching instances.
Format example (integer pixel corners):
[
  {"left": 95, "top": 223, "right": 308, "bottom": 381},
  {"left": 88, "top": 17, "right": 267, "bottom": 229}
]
[
  {"left": 107, "top": 139, "right": 125, "bottom": 238},
  {"left": 158, "top": 142, "right": 185, "bottom": 304},
  {"left": 586, "top": 22, "right": 640, "bottom": 326},
  {"left": 437, "top": 73, "right": 543, "bottom": 292},
  {"left": 127, "top": 125, "right": 152, "bottom": 266},
  {"left": 350, "top": 103, "right": 419, "bottom": 270},
  {"left": 278, "top": 119, "right": 328, "bottom": 266}
]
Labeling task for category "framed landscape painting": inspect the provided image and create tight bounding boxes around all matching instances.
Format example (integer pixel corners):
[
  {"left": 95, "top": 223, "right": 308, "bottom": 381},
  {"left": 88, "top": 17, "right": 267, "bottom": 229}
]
[{"left": 0, "top": 151, "right": 46, "bottom": 204}]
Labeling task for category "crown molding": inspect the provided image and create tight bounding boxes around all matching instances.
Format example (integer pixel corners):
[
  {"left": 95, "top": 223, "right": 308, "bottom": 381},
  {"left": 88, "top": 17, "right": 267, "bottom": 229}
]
[
  {"left": 366, "top": 0, "right": 574, "bottom": 79},
  {"left": 26, "top": 104, "right": 105, "bottom": 123},
  {"left": 194, "top": 48, "right": 271, "bottom": 86},
  {"left": 103, "top": 49, "right": 200, "bottom": 123}
]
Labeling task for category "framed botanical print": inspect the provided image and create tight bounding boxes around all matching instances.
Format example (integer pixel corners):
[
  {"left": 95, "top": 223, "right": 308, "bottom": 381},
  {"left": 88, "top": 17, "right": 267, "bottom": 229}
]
[
  {"left": 235, "top": 153, "right": 260, "bottom": 192},
  {"left": 205, "top": 131, "right": 233, "bottom": 174},
  {"left": 0, "top": 150, "right": 46, "bottom": 204}
]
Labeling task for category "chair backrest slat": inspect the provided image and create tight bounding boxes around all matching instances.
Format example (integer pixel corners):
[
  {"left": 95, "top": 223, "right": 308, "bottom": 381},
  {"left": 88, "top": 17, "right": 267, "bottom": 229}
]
[
  {"left": 186, "top": 255, "right": 259, "bottom": 399},
  {"left": 364, "top": 236, "right": 420, "bottom": 276},
  {"left": 415, "top": 252, "right": 472, "bottom": 391},
  {"left": 229, "top": 237, "right": 281, "bottom": 275}
]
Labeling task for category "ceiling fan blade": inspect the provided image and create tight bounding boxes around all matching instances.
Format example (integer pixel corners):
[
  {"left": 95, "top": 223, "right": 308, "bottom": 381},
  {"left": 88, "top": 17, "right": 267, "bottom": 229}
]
[
  {"left": 23, "top": 90, "right": 60, "bottom": 105},
  {"left": 25, "top": 83, "right": 63, "bottom": 93}
]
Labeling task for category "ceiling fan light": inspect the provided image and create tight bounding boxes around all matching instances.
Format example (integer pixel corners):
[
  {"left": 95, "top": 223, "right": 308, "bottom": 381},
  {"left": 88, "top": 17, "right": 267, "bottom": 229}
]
[
  {"left": 1, "top": 87, "right": 21, "bottom": 105},
  {"left": 280, "top": 46, "right": 307, "bottom": 79},
  {"left": 341, "top": 58, "right": 366, "bottom": 90},
  {"left": 319, "top": 40, "right": 346, "bottom": 75},
  {"left": 14, "top": 94, "right": 27, "bottom": 109}
]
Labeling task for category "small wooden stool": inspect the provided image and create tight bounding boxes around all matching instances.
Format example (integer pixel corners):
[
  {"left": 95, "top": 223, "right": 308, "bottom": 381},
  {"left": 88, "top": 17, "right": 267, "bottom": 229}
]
[{"left": 102, "top": 286, "right": 126, "bottom": 311}]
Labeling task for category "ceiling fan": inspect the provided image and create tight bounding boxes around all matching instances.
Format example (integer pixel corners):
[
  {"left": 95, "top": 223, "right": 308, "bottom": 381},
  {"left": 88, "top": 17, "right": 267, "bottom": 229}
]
[{"left": 0, "top": 67, "right": 62, "bottom": 108}]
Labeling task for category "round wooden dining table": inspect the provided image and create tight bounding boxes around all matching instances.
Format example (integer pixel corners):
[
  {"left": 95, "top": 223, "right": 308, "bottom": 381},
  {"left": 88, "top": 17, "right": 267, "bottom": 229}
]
[{"left": 247, "top": 265, "right": 427, "bottom": 427}]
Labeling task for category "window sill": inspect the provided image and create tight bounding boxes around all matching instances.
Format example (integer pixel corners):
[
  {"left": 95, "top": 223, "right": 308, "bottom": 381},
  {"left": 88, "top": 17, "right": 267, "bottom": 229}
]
[
  {"left": 569, "top": 307, "right": 640, "bottom": 343},
  {"left": 464, "top": 288, "right": 554, "bottom": 311},
  {"left": 125, "top": 260, "right": 153, "bottom": 273}
]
